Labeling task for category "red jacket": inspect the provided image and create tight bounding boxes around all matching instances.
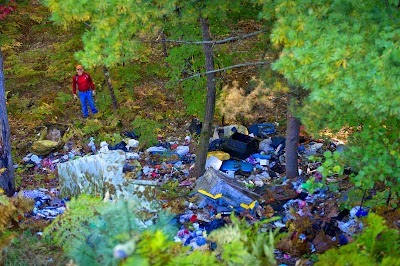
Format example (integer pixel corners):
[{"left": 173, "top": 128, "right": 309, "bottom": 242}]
[{"left": 72, "top": 72, "right": 95, "bottom": 94}]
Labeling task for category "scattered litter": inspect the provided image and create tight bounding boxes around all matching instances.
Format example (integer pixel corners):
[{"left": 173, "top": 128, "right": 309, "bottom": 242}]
[
  {"left": 205, "top": 156, "right": 223, "bottom": 170},
  {"left": 15, "top": 123, "right": 366, "bottom": 261}
]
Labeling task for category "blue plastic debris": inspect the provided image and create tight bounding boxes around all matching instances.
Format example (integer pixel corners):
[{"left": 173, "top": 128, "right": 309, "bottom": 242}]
[
  {"left": 196, "top": 189, "right": 258, "bottom": 215},
  {"left": 124, "top": 131, "right": 139, "bottom": 139},
  {"left": 220, "top": 159, "right": 253, "bottom": 173},
  {"left": 298, "top": 144, "right": 306, "bottom": 153},
  {"left": 248, "top": 123, "right": 276, "bottom": 138},
  {"left": 34, "top": 197, "right": 50, "bottom": 209},
  {"left": 350, "top": 206, "right": 369, "bottom": 218},
  {"left": 251, "top": 153, "right": 272, "bottom": 160},
  {"left": 196, "top": 236, "right": 207, "bottom": 246},
  {"left": 356, "top": 208, "right": 368, "bottom": 217},
  {"left": 339, "top": 234, "right": 348, "bottom": 245},
  {"left": 35, "top": 206, "right": 65, "bottom": 219}
]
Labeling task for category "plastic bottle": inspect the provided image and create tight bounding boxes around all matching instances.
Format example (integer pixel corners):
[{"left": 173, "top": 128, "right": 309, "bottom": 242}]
[{"left": 88, "top": 137, "right": 96, "bottom": 152}]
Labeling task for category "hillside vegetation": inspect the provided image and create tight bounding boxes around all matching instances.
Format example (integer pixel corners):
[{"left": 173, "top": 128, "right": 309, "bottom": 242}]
[{"left": 2, "top": 0, "right": 283, "bottom": 163}]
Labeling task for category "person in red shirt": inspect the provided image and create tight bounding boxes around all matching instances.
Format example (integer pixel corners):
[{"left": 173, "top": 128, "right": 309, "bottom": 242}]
[{"left": 72, "top": 65, "right": 98, "bottom": 118}]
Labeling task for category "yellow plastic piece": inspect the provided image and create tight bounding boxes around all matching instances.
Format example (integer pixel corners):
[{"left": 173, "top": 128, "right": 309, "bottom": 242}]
[
  {"left": 198, "top": 190, "right": 222, "bottom": 199},
  {"left": 240, "top": 201, "right": 257, "bottom": 210},
  {"left": 207, "top": 151, "right": 231, "bottom": 161}
]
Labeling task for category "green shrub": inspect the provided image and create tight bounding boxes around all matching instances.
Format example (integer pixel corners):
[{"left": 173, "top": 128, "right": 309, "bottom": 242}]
[
  {"left": 130, "top": 116, "right": 164, "bottom": 147},
  {"left": 304, "top": 151, "right": 345, "bottom": 194},
  {"left": 316, "top": 213, "right": 400, "bottom": 266}
]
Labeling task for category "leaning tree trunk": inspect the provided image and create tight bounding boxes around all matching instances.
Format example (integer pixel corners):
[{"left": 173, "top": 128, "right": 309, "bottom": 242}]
[
  {"left": 193, "top": 17, "right": 216, "bottom": 178},
  {"left": 0, "top": 51, "right": 15, "bottom": 196},
  {"left": 103, "top": 65, "right": 119, "bottom": 110},
  {"left": 285, "top": 92, "right": 301, "bottom": 179}
]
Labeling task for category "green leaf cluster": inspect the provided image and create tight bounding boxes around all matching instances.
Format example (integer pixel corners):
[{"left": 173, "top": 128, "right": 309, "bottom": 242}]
[
  {"left": 316, "top": 213, "right": 400, "bottom": 266},
  {"left": 82, "top": 119, "right": 104, "bottom": 135},
  {"left": 305, "top": 151, "right": 344, "bottom": 194},
  {"left": 0, "top": 194, "right": 34, "bottom": 253},
  {"left": 42, "top": 0, "right": 175, "bottom": 68}
]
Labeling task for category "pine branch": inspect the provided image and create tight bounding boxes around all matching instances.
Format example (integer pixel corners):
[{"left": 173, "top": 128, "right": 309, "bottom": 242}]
[
  {"left": 157, "top": 30, "right": 266, "bottom": 45},
  {"left": 179, "top": 61, "right": 270, "bottom": 82}
]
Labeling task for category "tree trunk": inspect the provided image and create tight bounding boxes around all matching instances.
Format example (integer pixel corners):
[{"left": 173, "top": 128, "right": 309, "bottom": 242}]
[
  {"left": 161, "top": 31, "right": 168, "bottom": 58},
  {"left": 193, "top": 17, "right": 216, "bottom": 178},
  {"left": 102, "top": 65, "right": 119, "bottom": 110},
  {"left": 0, "top": 51, "right": 15, "bottom": 196},
  {"left": 285, "top": 93, "right": 301, "bottom": 179}
]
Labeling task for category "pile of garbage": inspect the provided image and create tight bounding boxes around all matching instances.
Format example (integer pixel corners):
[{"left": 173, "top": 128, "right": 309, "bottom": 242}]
[{"left": 14, "top": 121, "right": 363, "bottom": 259}]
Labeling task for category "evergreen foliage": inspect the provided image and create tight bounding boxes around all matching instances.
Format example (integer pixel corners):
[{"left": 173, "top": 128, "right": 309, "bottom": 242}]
[
  {"left": 260, "top": 0, "right": 400, "bottom": 206},
  {"left": 43, "top": 194, "right": 177, "bottom": 265},
  {"left": 42, "top": 0, "right": 174, "bottom": 68}
]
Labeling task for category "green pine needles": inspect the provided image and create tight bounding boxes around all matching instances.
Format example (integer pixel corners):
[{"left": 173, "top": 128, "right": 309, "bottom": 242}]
[{"left": 43, "top": 194, "right": 177, "bottom": 266}]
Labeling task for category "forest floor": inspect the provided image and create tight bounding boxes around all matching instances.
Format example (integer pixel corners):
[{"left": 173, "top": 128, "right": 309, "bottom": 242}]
[{"left": 7, "top": 87, "right": 399, "bottom": 265}]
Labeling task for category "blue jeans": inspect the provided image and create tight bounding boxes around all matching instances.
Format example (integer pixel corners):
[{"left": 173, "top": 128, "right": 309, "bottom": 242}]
[{"left": 78, "top": 90, "right": 98, "bottom": 117}]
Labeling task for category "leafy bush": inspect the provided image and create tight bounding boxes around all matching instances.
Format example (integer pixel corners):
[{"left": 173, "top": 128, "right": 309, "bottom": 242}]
[
  {"left": 316, "top": 213, "right": 400, "bottom": 266},
  {"left": 0, "top": 194, "right": 34, "bottom": 232},
  {"left": 0, "top": 193, "right": 34, "bottom": 256},
  {"left": 304, "top": 150, "right": 345, "bottom": 194},
  {"left": 54, "top": 92, "right": 72, "bottom": 112},
  {"left": 30, "top": 103, "right": 54, "bottom": 121},
  {"left": 347, "top": 124, "right": 400, "bottom": 209},
  {"left": 99, "top": 132, "right": 123, "bottom": 146},
  {"left": 5, "top": 94, "right": 31, "bottom": 118}
]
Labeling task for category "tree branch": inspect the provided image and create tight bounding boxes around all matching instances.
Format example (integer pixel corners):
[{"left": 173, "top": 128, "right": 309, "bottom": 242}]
[
  {"left": 159, "top": 30, "right": 266, "bottom": 45},
  {"left": 179, "top": 61, "right": 270, "bottom": 82}
]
